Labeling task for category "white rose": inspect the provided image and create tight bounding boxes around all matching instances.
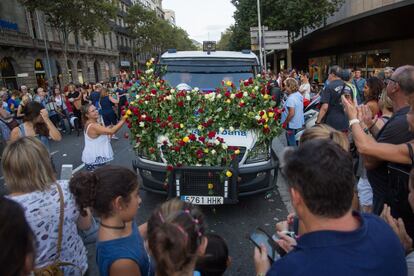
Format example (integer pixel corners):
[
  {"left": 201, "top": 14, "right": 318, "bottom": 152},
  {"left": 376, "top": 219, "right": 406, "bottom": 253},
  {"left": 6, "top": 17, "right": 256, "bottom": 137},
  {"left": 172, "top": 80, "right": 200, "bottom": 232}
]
[
  {"left": 243, "top": 92, "right": 248, "bottom": 97},
  {"left": 222, "top": 144, "right": 228, "bottom": 150},
  {"left": 229, "top": 126, "right": 235, "bottom": 131},
  {"left": 186, "top": 96, "right": 191, "bottom": 101},
  {"left": 217, "top": 93, "right": 222, "bottom": 99},
  {"left": 219, "top": 127, "right": 224, "bottom": 133},
  {"left": 145, "top": 69, "right": 153, "bottom": 75},
  {"left": 230, "top": 93, "right": 236, "bottom": 99},
  {"left": 139, "top": 122, "right": 145, "bottom": 127},
  {"left": 141, "top": 114, "right": 147, "bottom": 119},
  {"left": 144, "top": 101, "right": 148, "bottom": 105},
  {"left": 254, "top": 86, "right": 259, "bottom": 91},
  {"left": 170, "top": 88, "right": 176, "bottom": 93},
  {"left": 256, "top": 74, "right": 261, "bottom": 78},
  {"left": 165, "top": 95, "right": 172, "bottom": 100},
  {"left": 214, "top": 139, "right": 220, "bottom": 145},
  {"left": 211, "top": 149, "right": 216, "bottom": 155},
  {"left": 135, "top": 95, "right": 141, "bottom": 99},
  {"left": 255, "top": 115, "right": 261, "bottom": 120},
  {"left": 194, "top": 87, "right": 200, "bottom": 92}
]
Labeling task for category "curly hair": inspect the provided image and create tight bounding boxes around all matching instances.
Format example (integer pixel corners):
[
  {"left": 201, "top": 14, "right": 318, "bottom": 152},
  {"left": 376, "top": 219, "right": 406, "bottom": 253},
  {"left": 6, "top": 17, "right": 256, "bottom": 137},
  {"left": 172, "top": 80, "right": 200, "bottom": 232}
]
[{"left": 365, "top": 77, "right": 384, "bottom": 103}]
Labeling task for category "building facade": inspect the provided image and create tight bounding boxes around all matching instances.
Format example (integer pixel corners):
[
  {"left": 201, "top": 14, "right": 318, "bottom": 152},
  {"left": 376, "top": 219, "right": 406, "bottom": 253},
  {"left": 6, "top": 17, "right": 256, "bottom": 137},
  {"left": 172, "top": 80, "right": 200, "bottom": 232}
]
[
  {"left": 0, "top": 0, "right": 144, "bottom": 90},
  {"left": 286, "top": 0, "right": 414, "bottom": 81},
  {"left": 164, "top": 9, "right": 176, "bottom": 26}
]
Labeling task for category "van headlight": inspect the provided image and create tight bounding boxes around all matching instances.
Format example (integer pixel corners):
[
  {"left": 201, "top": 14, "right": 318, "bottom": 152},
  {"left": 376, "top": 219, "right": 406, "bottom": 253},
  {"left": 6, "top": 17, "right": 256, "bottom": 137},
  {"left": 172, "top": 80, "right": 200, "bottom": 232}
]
[{"left": 245, "top": 143, "right": 270, "bottom": 164}]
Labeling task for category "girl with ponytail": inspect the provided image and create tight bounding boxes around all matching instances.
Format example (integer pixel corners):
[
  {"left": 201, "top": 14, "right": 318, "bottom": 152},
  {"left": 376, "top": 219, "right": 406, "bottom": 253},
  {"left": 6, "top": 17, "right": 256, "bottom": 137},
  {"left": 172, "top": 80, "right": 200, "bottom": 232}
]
[
  {"left": 148, "top": 198, "right": 208, "bottom": 276},
  {"left": 69, "top": 165, "right": 153, "bottom": 276}
]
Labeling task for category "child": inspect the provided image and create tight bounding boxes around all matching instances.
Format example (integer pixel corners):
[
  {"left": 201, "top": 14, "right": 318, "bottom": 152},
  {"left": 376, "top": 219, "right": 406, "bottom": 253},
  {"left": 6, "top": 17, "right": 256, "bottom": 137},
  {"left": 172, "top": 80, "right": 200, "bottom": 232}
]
[
  {"left": 69, "top": 165, "right": 153, "bottom": 276},
  {"left": 196, "top": 233, "right": 230, "bottom": 276},
  {"left": 148, "top": 198, "right": 207, "bottom": 276}
]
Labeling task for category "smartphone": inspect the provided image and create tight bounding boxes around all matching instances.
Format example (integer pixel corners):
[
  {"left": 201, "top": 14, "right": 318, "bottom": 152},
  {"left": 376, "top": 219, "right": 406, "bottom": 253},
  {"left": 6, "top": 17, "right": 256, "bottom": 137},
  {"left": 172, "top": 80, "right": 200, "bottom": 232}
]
[{"left": 249, "top": 228, "right": 285, "bottom": 262}]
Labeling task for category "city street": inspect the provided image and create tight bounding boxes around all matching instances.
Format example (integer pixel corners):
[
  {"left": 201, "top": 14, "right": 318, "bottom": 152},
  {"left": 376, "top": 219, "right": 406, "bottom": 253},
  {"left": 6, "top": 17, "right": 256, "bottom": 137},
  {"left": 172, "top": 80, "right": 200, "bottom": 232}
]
[{"left": 0, "top": 128, "right": 290, "bottom": 275}]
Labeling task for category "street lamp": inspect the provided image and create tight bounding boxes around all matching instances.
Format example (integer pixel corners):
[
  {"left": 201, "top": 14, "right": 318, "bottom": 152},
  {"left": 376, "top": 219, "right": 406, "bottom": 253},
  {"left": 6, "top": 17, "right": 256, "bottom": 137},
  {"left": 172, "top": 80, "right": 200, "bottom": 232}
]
[{"left": 257, "top": 0, "right": 263, "bottom": 71}]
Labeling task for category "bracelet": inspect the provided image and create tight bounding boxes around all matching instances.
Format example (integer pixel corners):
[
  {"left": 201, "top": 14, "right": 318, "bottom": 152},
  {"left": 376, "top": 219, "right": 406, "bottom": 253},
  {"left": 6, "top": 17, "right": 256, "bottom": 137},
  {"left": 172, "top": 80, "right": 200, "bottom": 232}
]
[
  {"left": 363, "top": 127, "right": 370, "bottom": 134},
  {"left": 368, "top": 118, "right": 378, "bottom": 130},
  {"left": 349, "top": 118, "right": 360, "bottom": 127}
]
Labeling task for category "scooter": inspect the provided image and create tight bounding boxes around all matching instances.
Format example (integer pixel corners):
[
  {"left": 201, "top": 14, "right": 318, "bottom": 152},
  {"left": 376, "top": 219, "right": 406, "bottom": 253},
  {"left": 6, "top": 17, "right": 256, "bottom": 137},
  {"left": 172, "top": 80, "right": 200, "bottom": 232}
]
[{"left": 295, "top": 95, "right": 321, "bottom": 142}]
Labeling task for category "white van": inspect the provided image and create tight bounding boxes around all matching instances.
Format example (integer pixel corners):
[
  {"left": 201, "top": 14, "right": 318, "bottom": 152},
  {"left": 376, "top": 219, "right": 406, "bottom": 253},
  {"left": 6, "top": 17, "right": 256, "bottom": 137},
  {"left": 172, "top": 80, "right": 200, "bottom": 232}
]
[{"left": 132, "top": 49, "right": 279, "bottom": 204}]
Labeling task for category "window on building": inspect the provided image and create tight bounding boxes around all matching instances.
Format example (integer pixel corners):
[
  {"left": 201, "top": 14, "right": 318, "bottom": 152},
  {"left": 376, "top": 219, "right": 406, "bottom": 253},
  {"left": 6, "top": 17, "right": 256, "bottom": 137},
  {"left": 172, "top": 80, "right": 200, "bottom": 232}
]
[
  {"left": 28, "top": 12, "right": 37, "bottom": 39},
  {"left": 116, "top": 35, "right": 119, "bottom": 47},
  {"left": 110, "top": 33, "right": 113, "bottom": 49},
  {"left": 103, "top": 34, "right": 107, "bottom": 48}
]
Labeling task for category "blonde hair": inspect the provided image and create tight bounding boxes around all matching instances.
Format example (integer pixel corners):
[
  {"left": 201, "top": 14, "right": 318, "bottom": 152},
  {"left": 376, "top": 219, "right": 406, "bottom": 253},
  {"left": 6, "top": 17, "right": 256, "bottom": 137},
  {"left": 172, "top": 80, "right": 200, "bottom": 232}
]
[
  {"left": 379, "top": 90, "right": 393, "bottom": 113},
  {"left": 300, "top": 124, "right": 349, "bottom": 151},
  {"left": 100, "top": 87, "right": 109, "bottom": 98},
  {"left": 2, "top": 137, "right": 56, "bottom": 193},
  {"left": 284, "top": 77, "right": 299, "bottom": 92}
]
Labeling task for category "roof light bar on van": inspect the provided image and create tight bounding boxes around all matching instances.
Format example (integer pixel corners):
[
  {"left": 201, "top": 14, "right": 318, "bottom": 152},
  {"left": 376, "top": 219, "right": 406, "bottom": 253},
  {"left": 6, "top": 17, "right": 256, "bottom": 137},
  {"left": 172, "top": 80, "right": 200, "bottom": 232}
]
[{"left": 168, "top": 49, "right": 177, "bottom": 53}]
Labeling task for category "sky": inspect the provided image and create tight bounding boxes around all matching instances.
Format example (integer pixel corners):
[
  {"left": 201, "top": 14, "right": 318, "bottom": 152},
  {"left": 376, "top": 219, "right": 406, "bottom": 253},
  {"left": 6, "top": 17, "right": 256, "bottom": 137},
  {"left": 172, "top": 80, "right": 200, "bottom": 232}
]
[{"left": 162, "top": 0, "right": 235, "bottom": 43}]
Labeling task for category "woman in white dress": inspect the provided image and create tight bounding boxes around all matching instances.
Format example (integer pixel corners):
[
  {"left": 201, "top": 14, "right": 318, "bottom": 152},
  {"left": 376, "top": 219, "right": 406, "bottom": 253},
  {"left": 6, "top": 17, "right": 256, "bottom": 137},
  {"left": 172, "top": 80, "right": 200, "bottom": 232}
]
[
  {"left": 3, "top": 137, "right": 92, "bottom": 275},
  {"left": 80, "top": 103, "right": 126, "bottom": 171}
]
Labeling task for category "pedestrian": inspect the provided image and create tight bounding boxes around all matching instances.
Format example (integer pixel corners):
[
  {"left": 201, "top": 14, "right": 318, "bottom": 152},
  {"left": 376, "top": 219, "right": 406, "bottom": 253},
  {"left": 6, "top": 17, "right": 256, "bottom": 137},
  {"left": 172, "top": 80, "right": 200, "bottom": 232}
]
[
  {"left": 16, "top": 94, "right": 30, "bottom": 120},
  {"left": 195, "top": 233, "right": 230, "bottom": 276},
  {"left": 353, "top": 68, "right": 366, "bottom": 105},
  {"left": 364, "top": 77, "right": 383, "bottom": 116},
  {"left": 10, "top": 101, "right": 61, "bottom": 148},
  {"left": 3, "top": 137, "right": 92, "bottom": 275},
  {"left": 99, "top": 87, "right": 119, "bottom": 132},
  {"left": 342, "top": 65, "right": 414, "bottom": 237},
  {"left": 69, "top": 165, "right": 154, "bottom": 276},
  {"left": 0, "top": 196, "right": 35, "bottom": 276},
  {"left": 148, "top": 198, "right": 207, "bottom": 276},
  {"left": 253, "top": 140, "right": 407, "bottom": 276},
  {"left": 33, "top": 87, "right": 47, "bottom": 108},
  {"left": 115, "top": 81, "right": 128, "bottom": 117},
  {"left": 299, "top": 73, "right": 311, "bottom": 101},
  {"left": 66, "top": 84, "right": 82, "bottom": 123},
  {"left": 81, "top": 103, "right": 125, "bottom": 171},
  {"left": 20, "top": 85, "right": 32, "bottom": 100},
  {"left": 315, "top": 65, "right": 352, "bottom": 132},
  {"left": 281, "top": 78, "right": 304, "bottom": 147}
]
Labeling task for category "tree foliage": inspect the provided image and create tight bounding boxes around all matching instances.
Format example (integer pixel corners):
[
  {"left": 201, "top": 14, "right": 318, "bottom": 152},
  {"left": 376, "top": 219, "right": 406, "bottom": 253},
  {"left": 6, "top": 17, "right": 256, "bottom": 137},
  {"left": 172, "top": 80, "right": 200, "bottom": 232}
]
[
  {"left": 230, "top": 0, "right": 345, "bottom": 50},
  {"left": 217, "top": 27, "right": 234, "bottom": 51},
  {"left": 19, "top": 0, "right": 117, "bottom": 42},
  {"left": 126, "top": 4, "right": 196, "bottom": 55}
]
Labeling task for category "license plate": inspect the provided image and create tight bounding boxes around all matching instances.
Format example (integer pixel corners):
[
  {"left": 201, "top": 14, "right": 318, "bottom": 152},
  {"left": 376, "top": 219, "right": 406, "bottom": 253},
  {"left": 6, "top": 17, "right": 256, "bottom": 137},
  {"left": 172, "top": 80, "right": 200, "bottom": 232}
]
[{"left": 180, "top": 195, "right": 224, "bottom": 205}]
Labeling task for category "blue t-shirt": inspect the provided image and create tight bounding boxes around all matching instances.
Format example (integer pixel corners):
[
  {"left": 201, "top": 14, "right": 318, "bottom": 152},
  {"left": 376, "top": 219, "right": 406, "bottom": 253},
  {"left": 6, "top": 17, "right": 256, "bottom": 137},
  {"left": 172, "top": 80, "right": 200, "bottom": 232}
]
[
  {"left": 281, "top": 91, "right": 304, "bottom": 129},
  {"left": 96, "top": 221, "right": 154, "bottom": 276},
  {"left": 267, "top": 213, "right": 407, "bottom": 276}
]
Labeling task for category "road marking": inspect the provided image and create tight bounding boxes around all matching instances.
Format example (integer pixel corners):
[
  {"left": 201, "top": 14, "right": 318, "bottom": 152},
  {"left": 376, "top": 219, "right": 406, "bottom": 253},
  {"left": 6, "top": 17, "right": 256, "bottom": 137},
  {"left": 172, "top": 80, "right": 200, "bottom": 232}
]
[
  {"left": 50, "top": 150, "right": 59, "bottom": 156},
  {"left": 72, "top": 163, "right": 85, "bottom": 174}
]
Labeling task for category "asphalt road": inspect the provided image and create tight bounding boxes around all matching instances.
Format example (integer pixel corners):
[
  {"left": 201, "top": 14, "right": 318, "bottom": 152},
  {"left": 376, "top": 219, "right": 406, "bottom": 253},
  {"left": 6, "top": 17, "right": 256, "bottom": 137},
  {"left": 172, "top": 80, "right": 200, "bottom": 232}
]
[{"left": 1, "top": 127, "right": 289, "bottom": 275}]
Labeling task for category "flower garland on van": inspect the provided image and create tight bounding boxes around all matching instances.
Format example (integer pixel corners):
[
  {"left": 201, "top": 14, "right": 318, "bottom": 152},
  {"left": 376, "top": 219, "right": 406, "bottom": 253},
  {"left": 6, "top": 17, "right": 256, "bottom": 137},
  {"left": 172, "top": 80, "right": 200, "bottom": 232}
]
[{"left": 124, "top": 59, "right": 282, "bottom": 182}]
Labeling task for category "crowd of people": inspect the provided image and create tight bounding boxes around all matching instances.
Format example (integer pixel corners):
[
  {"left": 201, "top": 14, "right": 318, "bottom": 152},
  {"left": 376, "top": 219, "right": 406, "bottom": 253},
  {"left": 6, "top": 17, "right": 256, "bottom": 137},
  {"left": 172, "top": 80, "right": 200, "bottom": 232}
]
[{"left": 2, "top": 65, "right": 414, "bottom": 276}]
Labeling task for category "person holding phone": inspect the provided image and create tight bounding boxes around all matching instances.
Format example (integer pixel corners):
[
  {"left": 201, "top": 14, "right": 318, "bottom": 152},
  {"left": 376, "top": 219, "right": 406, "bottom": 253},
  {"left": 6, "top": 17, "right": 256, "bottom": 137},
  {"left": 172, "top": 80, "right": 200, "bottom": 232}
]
[{"left": 254, "top": 140, "right": 406, "bottom": 276}]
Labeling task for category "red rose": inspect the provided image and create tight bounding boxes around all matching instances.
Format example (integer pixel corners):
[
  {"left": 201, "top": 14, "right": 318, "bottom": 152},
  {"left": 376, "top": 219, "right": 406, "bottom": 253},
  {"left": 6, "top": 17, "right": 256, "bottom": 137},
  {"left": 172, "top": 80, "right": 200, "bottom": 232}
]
[
  {"left": 217, "top": 137, "right": 224, "bottom": 143},
  {"left": 156, "top": 117, "right": 161, "bottom": 124},
  {"left": 167, "top": 165, "right": 174, "bottom": 171},
  {"left": 145, "top": 116, "right": 153, "bottom": 122},
  {"left": 167, "top": 115, "right": 173, "bottom": 122},
  {"left": 198, "top": 108, "right": 204, "bottom": 113},
  {"left": 149, "top": 147, "right": 156, "bottom": 154},
  {"left": 272, "top": 95, "right": 276, "bottom": 101},
  {"left": 244, "top": 80, "right": 249, "bottom": 86},
  {"left": 236, "top": 92, "right": 243, "bottom": 99},
  {"left": 177, "top": 101, "right": 184, "bottom": 107},
  {"left": 173, "top": 123, "right": 180, "bottom": 129},
  {"left": 178, "top": 140, "right": 186, "bottom": 146},
  {"left": 231, "top": 154, "right": 237, "bottom": 160},
  {"left": 260, "top": 111, "right": 265, "bottom": 116},
  {"left": 248, "top": 78, "right": 254, "bottom": 84},
  {"left": 198, "top": 136, "right": 206, "bottom": 143},
  {"left": 224, "top": 91, "right": 231, "bottom": 98},
  {"left": 239, "top": 103, "right": 245, "bottom": 107},
  {"left": 174, "top": 146, "right": 181, "bottom": 152},
  {"left": 125, "top": 101, "right": 129, "bottom": 107},
  {"left": 151, "top": 89, "right": 157, "bottom": 95},
  {"left": 189, "top": 133, "right": 196, "bottom": 141},
  {"left": 208, "top": 131, "right": 216, "bottom": 139},
  {"left": 250, "top": 93, "right": 256, "bottom": 99}
]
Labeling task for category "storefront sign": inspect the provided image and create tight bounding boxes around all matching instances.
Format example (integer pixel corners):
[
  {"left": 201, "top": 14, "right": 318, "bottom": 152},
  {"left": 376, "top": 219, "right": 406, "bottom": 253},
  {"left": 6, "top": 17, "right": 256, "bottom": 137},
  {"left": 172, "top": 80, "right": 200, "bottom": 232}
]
[
  {"left": 120, "top": 61, "right": 130, "bottom": 67},
  {"left": 0, "top": 19, "right": 18, "bottom": 31},
  {"left": 17, "top": 73, "right": 29, "bottom": 78}
]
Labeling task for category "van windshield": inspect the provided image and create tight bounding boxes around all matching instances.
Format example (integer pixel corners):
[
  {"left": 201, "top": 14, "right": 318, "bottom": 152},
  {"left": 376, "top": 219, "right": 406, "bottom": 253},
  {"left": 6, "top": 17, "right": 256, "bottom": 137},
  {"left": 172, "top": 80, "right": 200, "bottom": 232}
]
[{"left": 160, "top": 61, "right": 258, "bottom": 91}]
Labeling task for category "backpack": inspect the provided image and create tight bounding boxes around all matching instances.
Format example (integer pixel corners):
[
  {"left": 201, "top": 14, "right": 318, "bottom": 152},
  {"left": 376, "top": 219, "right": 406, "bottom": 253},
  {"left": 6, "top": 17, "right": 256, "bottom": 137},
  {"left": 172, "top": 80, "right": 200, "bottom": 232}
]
[{"left": 33, "top": 183, "right": 79, "bottom": 276}]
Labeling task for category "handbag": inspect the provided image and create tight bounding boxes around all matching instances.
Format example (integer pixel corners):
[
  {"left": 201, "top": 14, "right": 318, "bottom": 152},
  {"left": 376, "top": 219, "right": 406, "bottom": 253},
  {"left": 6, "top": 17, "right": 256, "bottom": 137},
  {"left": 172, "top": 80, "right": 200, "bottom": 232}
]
[{"left": 34, "top": 183, "right": 79, "bottom": 276}]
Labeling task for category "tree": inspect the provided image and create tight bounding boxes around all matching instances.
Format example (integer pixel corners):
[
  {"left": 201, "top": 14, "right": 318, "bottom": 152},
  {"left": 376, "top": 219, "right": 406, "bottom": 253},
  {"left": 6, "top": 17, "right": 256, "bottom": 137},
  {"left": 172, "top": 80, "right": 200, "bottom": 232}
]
[
  {"left": 19, "top": 0, "right": 117, "bottom": 82},
  {"left": 126, "top": 4, "right": 196, "bottom": 57},
  {"left": 230, "top": 0, "right": 345, "bottom": 50},
  {"left": 217, "top": 27, "right": 233, "bottom": 51}
]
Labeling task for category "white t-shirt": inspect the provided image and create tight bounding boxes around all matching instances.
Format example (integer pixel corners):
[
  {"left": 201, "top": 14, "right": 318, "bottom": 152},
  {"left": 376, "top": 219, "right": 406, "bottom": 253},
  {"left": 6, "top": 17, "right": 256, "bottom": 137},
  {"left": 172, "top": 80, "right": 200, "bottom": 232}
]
[
  {"left": 9, "top": 181, "right": 88, "bottom": 275},
  {"left": 299, "top": 83, "right": 311, "bottom": 100}
]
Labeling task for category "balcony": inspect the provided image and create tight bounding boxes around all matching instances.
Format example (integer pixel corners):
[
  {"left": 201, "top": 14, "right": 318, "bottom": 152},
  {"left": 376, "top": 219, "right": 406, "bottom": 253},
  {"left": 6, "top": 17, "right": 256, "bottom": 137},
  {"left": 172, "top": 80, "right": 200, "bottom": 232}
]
[{"left": 118, "top": 45, "right": 132, "bottom": 53}]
